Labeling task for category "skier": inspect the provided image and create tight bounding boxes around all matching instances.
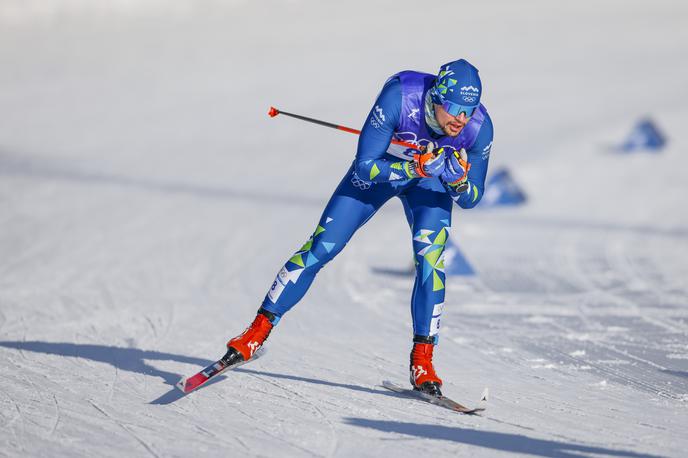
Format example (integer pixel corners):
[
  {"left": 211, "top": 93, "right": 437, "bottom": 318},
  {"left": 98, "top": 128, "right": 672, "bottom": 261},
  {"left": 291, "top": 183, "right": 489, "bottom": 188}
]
[{"left": 225, "top": 59, "right": 493, "bottom": 396}]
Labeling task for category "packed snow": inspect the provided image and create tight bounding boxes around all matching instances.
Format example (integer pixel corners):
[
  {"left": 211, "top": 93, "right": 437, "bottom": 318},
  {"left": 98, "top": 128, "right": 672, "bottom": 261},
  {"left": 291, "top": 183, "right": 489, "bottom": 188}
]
[{"left": 1, "top": 1, "right": 687, "bottom": 456}]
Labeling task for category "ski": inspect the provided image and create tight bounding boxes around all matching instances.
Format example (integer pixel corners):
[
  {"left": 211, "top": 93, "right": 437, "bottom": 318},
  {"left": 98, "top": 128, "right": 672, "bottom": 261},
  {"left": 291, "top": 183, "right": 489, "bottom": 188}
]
[
  {"left": 177, "top": 348, "right": 266, "bottom": 394},
  {"left": 381, "top": 380, "right": 485, "bottom": 415}
]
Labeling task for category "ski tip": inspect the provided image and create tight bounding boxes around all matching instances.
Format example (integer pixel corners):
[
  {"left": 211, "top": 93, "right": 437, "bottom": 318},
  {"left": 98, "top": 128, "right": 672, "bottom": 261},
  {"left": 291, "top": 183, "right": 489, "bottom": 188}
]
[
  {"left": 176, "top": 378, "right": 188, "bottom": 393},
  {"left": 480, "top": 387, "right": 489, "bottom": 402},
  {"left": 176, "top": 375, "right": 202, "bottom": 394},
  {"left": 268, "top": 106, "right": 279, "bottom": 118}
]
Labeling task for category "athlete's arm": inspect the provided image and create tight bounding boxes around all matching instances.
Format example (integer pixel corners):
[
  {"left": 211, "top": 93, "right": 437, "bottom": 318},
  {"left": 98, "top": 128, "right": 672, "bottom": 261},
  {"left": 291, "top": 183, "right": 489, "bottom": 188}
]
[
  {"left": 445, "top": 112, "right": 493, "bottom": 209},
  {"left": 354, "top": 78, "right": 416, "bottom": 182}
]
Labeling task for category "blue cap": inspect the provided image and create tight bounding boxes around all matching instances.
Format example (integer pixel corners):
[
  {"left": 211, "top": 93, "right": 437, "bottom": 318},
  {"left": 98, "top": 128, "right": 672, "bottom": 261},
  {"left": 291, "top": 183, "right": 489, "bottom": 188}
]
[{"left": 430, "top": 59, "right": 482, "bottom": 117}]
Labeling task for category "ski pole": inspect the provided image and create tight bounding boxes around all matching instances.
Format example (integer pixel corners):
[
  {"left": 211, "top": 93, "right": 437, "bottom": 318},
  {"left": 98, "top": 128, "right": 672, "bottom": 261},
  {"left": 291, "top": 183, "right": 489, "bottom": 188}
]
[{"left": 268, "top": 106, "right": 424, "bottom": 152}]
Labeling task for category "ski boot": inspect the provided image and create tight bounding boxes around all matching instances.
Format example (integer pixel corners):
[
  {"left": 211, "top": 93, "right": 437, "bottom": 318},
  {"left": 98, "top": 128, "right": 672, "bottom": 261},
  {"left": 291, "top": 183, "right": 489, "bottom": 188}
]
[
  {"left": 222, "top": 308, "right": 276, "bottom": 366},
  {"left": 410, "top": 336, "right": 443, "bottom": 397}
]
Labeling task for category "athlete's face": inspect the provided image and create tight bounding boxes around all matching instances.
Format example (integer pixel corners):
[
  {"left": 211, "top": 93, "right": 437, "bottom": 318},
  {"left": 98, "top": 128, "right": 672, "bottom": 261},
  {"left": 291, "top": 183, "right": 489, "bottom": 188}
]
[{"left": 434, "top": 104, "right": 469, "bottom": 137}]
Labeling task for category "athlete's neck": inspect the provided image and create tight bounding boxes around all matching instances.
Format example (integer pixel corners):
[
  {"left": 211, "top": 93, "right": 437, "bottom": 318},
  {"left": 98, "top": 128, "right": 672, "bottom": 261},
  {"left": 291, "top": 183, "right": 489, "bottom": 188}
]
[{"left": 424, "top": 91, "right": 445, "bottom": 137}]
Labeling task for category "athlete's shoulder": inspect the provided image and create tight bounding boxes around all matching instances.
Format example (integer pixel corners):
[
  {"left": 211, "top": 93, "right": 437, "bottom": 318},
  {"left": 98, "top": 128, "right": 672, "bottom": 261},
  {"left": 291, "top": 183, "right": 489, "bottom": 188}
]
[
  {"left": 393, "top": 70, "right": 436, "bottom": 88},
  {"left": 366, "top": 76, "right": 401, "bottom": 133},
  {"left": 380, "top": 75, "right": 401, "bottom": 97},
  {"left": 479, "top": 106, "right": 493, "bottom": 136},
  {"left": 375, "top": 77, "right": 401, "bottom": 119},
  {"left": 469, "top": 108, "right": 493, "bottom": 159},
  {"left": 394, "top": 70, "right": 435, "bottom": 79}
]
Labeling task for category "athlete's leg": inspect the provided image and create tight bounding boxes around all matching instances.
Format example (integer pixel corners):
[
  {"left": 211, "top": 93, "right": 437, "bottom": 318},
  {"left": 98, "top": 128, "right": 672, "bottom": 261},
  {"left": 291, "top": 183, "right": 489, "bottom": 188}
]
[
  {"left": 226, "top": 167, "right": 397, "bottom": 362},
  {"left": 399, "top": 179, "right": 454, "bottom": 340},
  {"left": 398, "top": 179, "right": 454, "bottom": 393},
  {"left": 260, "top": 165, "right": 398, "bottom": 319}
]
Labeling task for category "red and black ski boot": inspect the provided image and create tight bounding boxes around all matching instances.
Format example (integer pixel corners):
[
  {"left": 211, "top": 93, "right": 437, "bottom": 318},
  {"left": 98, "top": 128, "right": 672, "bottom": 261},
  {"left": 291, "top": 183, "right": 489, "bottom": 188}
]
[
  {"left": 222, "top": 308, "right": 276, "bottom": 365},
  {"left": 410, "top": 336, "right": 443, "bottom": 396}
]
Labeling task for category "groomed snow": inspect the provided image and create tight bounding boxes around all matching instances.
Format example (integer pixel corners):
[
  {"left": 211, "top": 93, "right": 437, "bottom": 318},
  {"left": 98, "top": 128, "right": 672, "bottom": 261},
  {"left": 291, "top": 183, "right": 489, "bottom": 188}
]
[{"left": 1, "top": 1, "right": 687, "bottom": 456}]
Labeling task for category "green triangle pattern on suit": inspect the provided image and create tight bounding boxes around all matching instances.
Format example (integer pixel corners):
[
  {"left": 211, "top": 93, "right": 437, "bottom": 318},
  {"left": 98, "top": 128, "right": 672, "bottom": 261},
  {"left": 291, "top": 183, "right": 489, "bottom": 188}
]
[{"left": 289, "top": 253, "right": 305, "bottom": 268}]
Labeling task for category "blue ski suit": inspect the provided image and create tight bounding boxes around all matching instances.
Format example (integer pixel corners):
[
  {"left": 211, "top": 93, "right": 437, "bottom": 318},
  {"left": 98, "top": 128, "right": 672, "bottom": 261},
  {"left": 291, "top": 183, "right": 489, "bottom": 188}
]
[{"left": 261, "top": 71, "right": 493, "bottom": 341}]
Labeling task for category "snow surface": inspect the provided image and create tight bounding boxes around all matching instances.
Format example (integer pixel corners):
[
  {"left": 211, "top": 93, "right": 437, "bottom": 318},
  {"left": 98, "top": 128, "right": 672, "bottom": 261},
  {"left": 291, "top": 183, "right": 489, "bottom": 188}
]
[{"left": 1, "top": 1, "right": 687, "bottom": 456}]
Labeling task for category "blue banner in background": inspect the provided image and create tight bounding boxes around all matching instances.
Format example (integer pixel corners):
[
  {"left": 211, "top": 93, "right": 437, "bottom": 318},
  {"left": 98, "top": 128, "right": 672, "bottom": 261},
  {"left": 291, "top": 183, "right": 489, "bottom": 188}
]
[
  {"left": 620, "top": 118, "right": 667, "bottom": 152},
  {"left": 480, "top": 168, "right": 527, "bottom": 207}
]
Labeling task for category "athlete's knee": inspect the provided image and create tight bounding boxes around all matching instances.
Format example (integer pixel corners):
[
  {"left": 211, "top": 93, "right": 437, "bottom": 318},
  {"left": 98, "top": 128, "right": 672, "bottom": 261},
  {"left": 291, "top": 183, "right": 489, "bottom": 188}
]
[
  {"left": 412, "top": 227, "right": 448, "bottom": 266},
  {"left": 308, "top": 242, "right": 344, "bottom": 269},
  {"left": 412, "top": 226, "right": 449, "bottom": 292},
  {"left": 286, "top": 222, "right": 345, "bottom": 272}
]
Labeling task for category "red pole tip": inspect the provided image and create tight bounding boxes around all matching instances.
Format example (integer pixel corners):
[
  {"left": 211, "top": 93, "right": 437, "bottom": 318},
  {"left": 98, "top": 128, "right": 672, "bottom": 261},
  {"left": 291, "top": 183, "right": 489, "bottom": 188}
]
[{"left": 268, "top": 107, "right": 279, "bottom": 117}]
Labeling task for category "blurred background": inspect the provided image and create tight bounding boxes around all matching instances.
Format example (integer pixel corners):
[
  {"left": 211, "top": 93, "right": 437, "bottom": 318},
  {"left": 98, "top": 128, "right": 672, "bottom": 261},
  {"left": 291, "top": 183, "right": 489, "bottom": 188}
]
[{"left": 1, "top": 1, "right": 687, "bottom": 456}]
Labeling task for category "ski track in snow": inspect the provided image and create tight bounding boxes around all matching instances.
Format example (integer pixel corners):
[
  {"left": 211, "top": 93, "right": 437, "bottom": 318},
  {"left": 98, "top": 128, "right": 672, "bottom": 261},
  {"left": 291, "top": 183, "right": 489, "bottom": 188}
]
[
  {"left": 89, "top": 401, "right": 160, "bottom": 458},
  {"left": 247, "top": 373, "right": 338, "bottom": 457},
  {"left": 2, "top": 1, "right": 688, "bottom": 457}
]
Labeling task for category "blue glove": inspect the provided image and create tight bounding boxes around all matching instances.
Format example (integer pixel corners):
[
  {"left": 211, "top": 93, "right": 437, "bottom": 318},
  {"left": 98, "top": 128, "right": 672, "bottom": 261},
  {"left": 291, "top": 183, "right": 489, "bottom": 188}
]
[
  {"left": 422, "top": 143, "right": 446, "bottom": 177},
  {"left": 440, "top": 148, "right": 471, "bottom": 191},
  {"left": 405, "top": 142, "right": 446, "bottom": 178}
]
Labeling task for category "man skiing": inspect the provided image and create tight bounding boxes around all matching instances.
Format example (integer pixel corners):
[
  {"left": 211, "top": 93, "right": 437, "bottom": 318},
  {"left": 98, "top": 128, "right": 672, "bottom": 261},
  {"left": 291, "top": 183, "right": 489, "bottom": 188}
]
[{"left": 224, "top": 59, "right": 493, "bottom": 396}]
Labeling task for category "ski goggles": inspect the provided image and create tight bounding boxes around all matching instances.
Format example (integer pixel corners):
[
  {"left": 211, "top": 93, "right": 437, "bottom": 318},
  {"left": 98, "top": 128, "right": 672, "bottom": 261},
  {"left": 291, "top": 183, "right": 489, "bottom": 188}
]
[{"left": 441, "top": 100, "right": 478, "bottom": 118}]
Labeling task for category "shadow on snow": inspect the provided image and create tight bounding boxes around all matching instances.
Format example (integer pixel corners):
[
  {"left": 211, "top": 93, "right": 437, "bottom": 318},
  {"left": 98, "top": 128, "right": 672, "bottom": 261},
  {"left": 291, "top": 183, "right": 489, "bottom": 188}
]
[
  {"left": 1, "top": 340, "right": 665, "bottom": 456},
  {"left": 0, "top": 341, "right": 397, "bottom": 405},
  {"left": 345, "top": 418, "right": 663, "bottom": 458},
  {"left": 660, "top": 369, "right": 688, "bottom": 380},
  {"left": 234, "top": 367, "right": 391, "bottom": 397},
  {"left": 0, "top": 340, "right": 218, "bottom": 404}
]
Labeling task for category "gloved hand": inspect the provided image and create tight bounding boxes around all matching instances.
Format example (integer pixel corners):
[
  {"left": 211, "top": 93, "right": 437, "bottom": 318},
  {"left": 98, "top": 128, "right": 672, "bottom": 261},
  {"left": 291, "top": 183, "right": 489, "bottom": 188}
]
[
  {"left": 440, "top": 148, "right": 471, "bottom": 192},
  {"left": 405, "top": 142, "right": 446, "bottom": 178}
]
